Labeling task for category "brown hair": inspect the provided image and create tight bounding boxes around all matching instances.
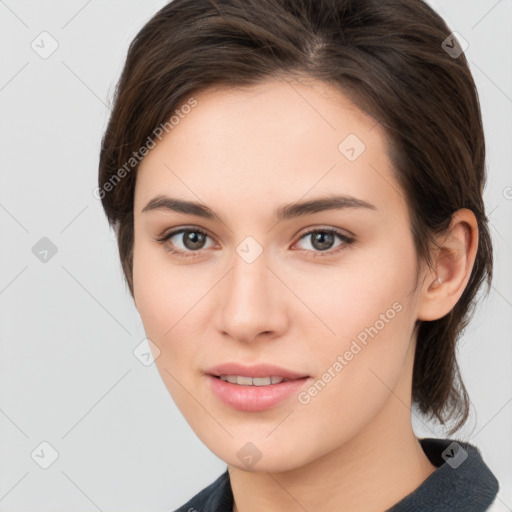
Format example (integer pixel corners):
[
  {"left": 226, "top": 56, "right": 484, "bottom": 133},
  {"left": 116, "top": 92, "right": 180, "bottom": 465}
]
[{"left": 98, "top": 0, "right": 492, "bottom": 433}]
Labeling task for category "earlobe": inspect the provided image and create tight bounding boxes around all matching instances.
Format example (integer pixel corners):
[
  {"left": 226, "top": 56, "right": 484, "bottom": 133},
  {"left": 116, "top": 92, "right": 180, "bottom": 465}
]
[{"left": 417, "top": 209, "right": 479, "bottom": 322}]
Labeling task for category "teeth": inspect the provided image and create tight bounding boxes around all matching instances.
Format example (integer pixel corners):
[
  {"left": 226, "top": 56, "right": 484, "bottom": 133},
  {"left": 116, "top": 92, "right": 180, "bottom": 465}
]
[{"left": 219, "top": 375, "right": 285, "bottom": 386}]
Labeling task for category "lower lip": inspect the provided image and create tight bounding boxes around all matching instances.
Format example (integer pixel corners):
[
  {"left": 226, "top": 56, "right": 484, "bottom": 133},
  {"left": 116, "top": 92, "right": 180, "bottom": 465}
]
[{"left": 207, "top": 375, "right": 310, "bottom": 412}]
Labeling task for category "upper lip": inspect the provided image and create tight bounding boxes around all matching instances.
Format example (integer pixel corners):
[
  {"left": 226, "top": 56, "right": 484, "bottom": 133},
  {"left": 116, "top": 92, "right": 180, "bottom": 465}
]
[{"left": 206, "top": 363, "right": 309, "bottom": 380}]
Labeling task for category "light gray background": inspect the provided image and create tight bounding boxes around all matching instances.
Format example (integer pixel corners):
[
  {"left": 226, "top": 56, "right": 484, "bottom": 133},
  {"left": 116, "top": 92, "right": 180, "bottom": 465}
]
[{"left": 0, "top": 1, "right": 511, "bottom": 510}]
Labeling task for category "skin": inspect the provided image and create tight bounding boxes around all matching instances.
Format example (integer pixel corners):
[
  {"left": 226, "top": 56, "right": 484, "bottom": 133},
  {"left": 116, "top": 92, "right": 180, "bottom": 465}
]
[{"left": 132, "top": 76, "right": 478, "bottom": 512}]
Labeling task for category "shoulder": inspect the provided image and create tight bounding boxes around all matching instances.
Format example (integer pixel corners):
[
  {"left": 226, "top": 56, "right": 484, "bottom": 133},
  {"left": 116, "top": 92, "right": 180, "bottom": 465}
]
[{"left": 173, "top": 469, "right": 233, "bottom": 512}]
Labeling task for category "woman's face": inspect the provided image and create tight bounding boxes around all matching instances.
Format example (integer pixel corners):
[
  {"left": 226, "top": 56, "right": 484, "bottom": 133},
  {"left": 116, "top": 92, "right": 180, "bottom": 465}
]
[{"left": 132, "top": 77, "right": 425, "bottom": 471}]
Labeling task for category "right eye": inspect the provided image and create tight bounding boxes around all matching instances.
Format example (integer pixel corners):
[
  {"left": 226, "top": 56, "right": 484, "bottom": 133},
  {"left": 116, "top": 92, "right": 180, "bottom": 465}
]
[{"left": 155, "top": 227, "right": 216, "bottom": 258}]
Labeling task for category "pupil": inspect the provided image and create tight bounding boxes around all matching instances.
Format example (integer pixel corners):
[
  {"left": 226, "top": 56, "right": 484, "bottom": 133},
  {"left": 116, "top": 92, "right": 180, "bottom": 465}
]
[
  {"left": 185, "top": 231, "right": 205, "bottom": 250},
  {"left": 313, "top": 232, "right": 333, "bottom": 251}
]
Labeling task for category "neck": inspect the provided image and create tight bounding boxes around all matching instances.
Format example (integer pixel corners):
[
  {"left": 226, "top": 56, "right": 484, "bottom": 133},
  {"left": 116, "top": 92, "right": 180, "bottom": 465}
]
[{"left": 229, "top": 341, "right": 437, "bottom": 512}]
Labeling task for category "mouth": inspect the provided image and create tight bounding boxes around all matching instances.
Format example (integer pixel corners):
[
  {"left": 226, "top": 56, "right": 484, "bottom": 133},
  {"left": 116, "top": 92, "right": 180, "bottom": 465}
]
[
  {"left": 213, "top": 375, "right": 298, "bottom": 386},
  {"left": 206, "top": 362, "right": 309, "bottom": 381},
  {"left": 205, "top": 363, "right": 311, "bottom": 411}
]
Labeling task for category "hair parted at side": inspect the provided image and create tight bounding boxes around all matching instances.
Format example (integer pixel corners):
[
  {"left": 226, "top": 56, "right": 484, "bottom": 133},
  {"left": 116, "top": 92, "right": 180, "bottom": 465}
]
[{"left": 98, "top": 0, "right": 493, "bottom": 433}]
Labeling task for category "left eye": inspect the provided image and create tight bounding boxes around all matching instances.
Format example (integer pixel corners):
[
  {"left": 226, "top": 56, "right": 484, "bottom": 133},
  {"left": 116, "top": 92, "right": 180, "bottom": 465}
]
[{"left": 294, "top": 228, "right": 354, "bottom": 255}]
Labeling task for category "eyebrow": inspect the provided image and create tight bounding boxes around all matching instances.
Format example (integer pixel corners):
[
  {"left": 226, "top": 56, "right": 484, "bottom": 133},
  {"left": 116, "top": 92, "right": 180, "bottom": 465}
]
[{"left": 141, "top": 194, "right": 377, "bottom": 222}]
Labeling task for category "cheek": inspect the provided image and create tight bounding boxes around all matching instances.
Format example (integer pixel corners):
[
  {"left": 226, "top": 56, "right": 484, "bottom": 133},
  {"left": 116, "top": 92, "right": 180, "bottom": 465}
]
[
  {"left": 132, "top": 239, "right": 214, "bottom": 393},
  {"left": 287, "top": 240, "right": 418, "bottom": 404},
  {"left": 280, "top": 237, "right": 417, "bottom": 347},
  {"left": 285, "top": 273, "right": 417, "bottom": 463},
  {"left": 133, "top": 252, "right": 202, "bottom": 419},
  {"left": 133, "top": 237, "right": 199, "bottom": 338}
]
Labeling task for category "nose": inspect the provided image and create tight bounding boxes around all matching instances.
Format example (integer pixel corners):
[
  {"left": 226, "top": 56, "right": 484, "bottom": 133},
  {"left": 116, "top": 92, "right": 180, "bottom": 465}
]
[{"left": 214, "top": 247, "right": 289, "bottom": 343}]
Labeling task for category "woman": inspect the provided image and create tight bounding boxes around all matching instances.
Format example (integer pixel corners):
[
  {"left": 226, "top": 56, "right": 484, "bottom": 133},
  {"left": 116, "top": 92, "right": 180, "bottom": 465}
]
[{"left": 98, "top": 0, "right": 499, "bottom": 510}]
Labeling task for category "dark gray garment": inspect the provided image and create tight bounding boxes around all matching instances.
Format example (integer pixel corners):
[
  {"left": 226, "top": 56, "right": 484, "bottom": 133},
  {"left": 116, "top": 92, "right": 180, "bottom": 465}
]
[{"left": 173, "top": 437, "right": 499, "bottom": 512}]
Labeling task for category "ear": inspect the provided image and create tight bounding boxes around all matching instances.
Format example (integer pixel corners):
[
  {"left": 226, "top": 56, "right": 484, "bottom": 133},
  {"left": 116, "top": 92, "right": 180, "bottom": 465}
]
[{"left": 417, "top": 208, "right": 479, "bottom": 321}]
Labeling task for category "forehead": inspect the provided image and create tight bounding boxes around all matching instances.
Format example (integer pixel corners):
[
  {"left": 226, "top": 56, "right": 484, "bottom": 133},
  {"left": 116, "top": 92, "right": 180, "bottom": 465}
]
[{"left": 134, "top": 77, "right": 405, "bottom": 221}]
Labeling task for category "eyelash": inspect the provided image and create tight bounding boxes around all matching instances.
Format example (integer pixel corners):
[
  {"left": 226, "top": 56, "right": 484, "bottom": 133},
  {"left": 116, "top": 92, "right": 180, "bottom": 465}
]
[{"left": 155, "top": 227, "right": 355, "bottom": 259}]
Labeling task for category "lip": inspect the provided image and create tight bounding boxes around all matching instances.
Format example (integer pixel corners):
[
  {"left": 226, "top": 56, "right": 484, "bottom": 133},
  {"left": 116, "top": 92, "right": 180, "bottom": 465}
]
[
  {"left": 205, "top": 363, "right": 311, "bottom": 412},
  {"left": 206, "top": 362, "right": 309, "bottom": 380}
]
